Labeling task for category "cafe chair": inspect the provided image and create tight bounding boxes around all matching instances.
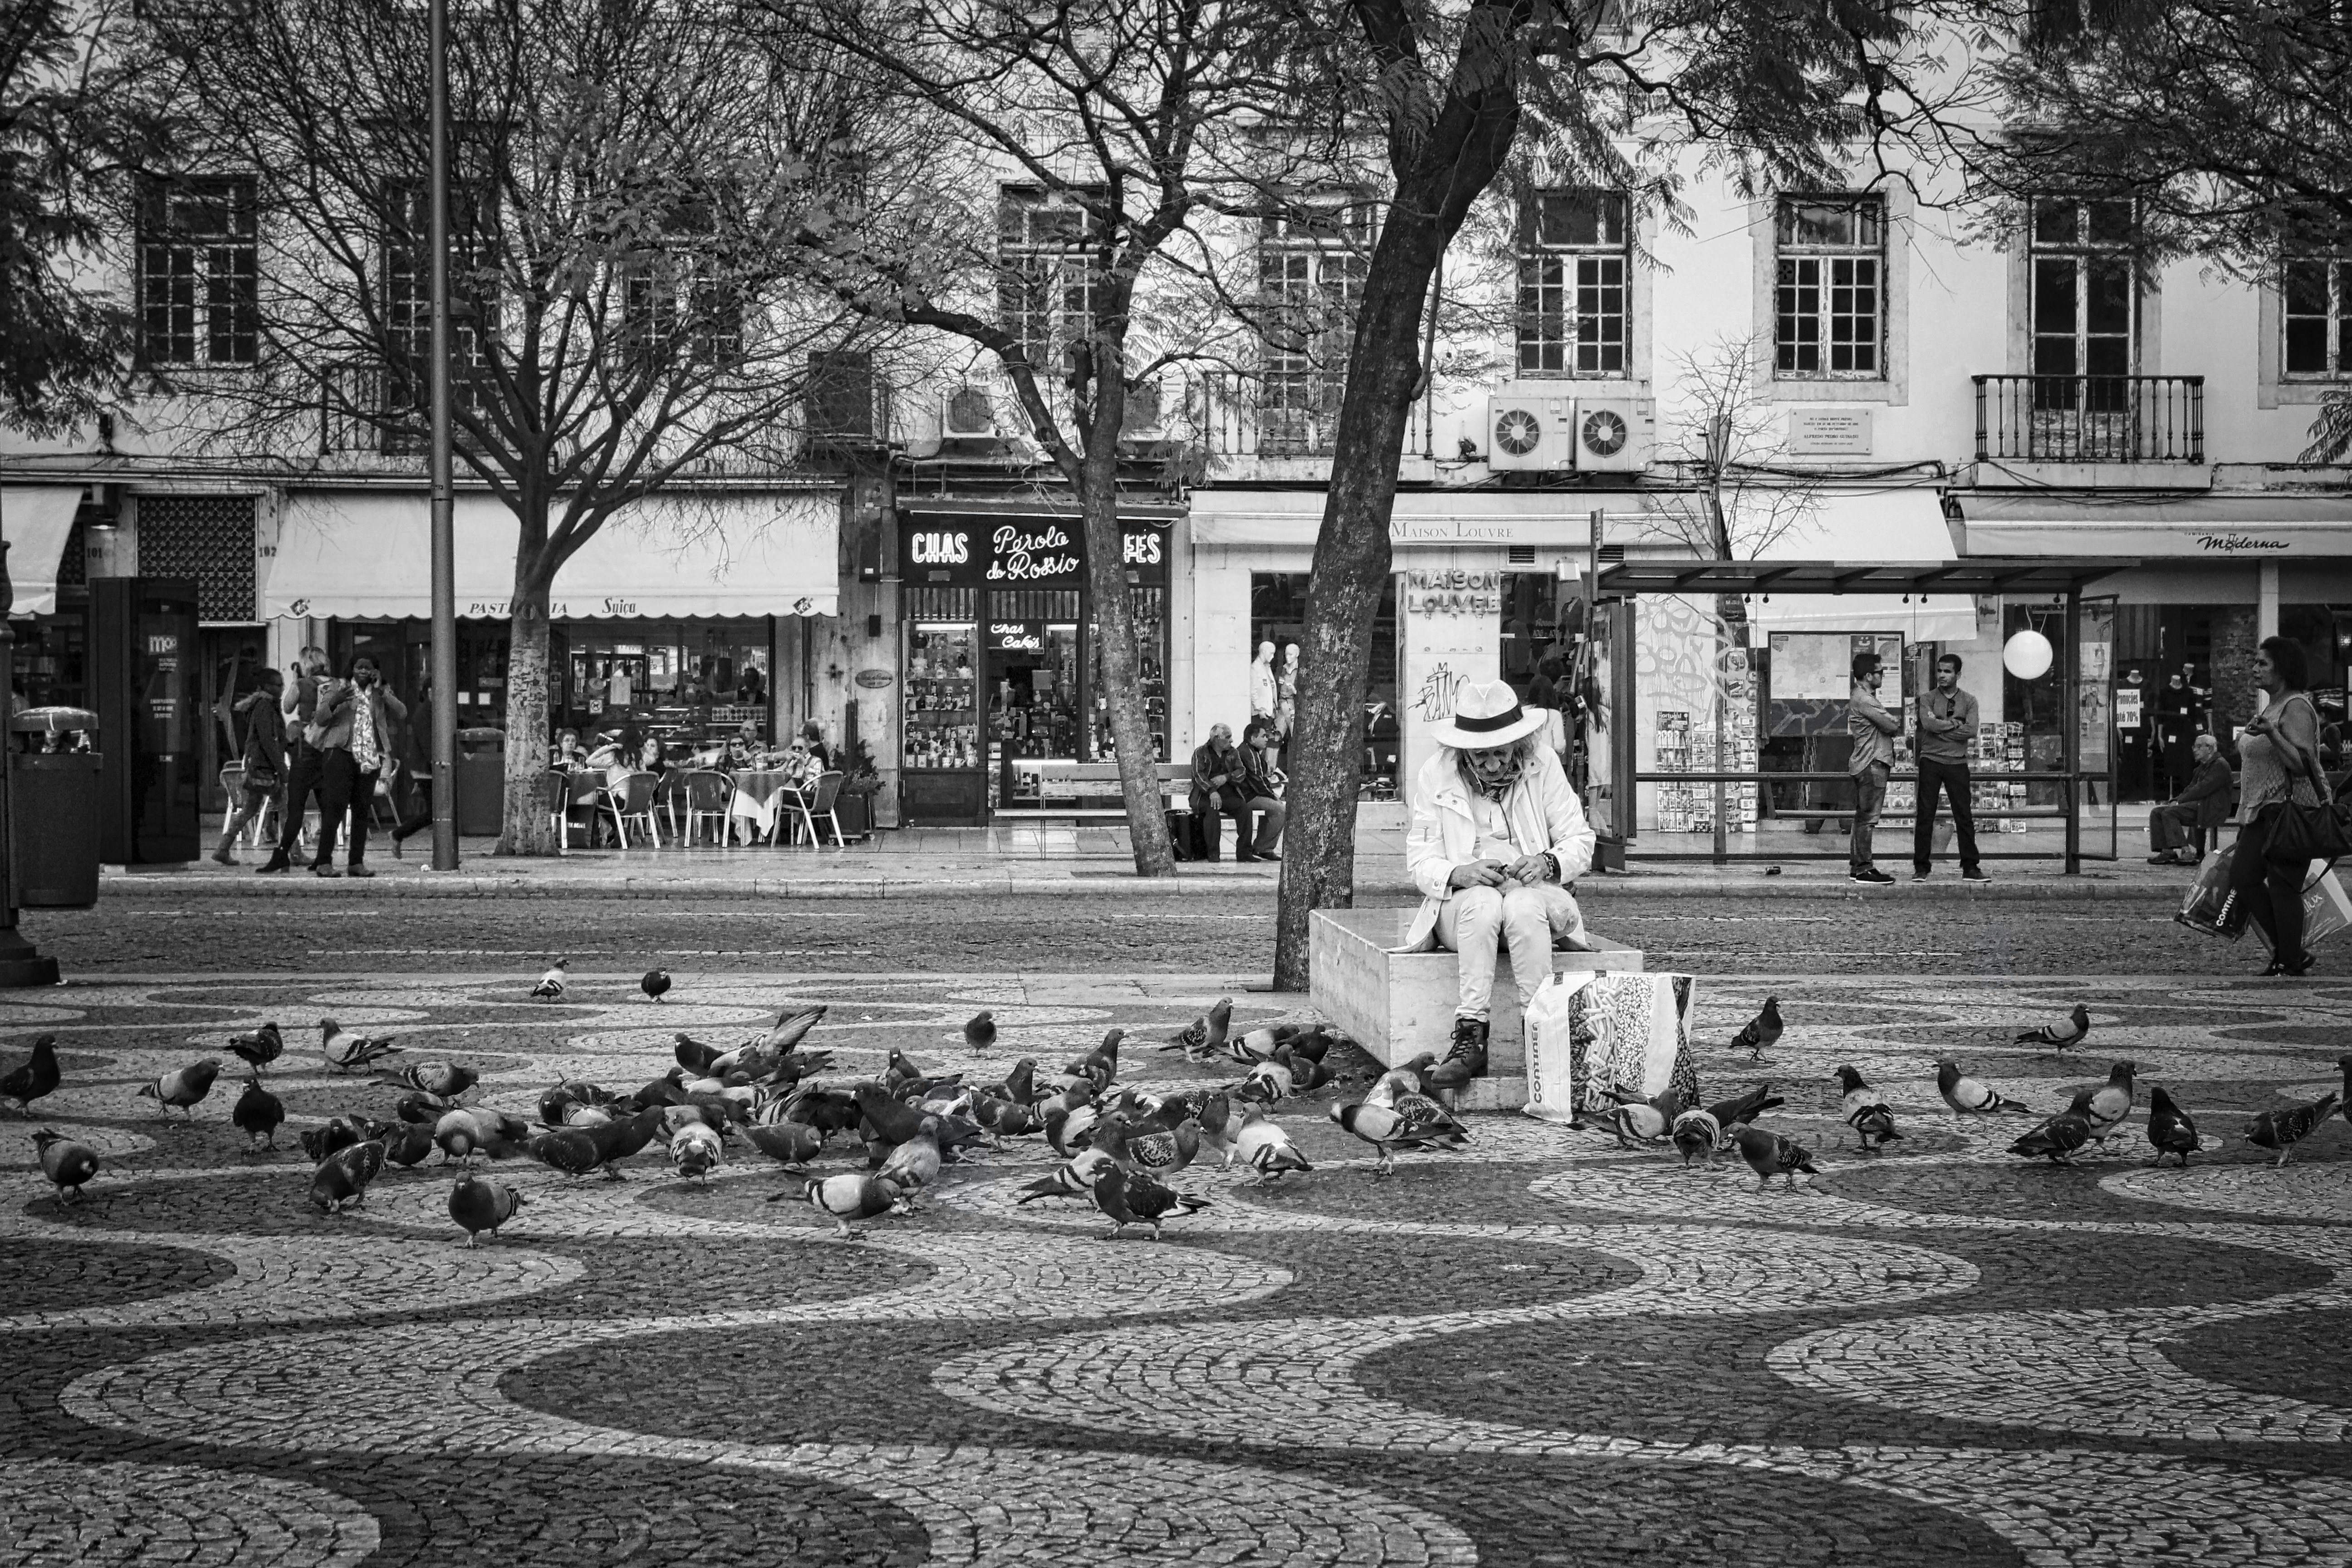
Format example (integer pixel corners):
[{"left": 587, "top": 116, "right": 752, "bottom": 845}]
[
  {"left": 654, "top": 770, "right": 691, "bottom": 839},
  {"left": 678, "top": 769, "right": 734, "bottom": 845},
  {"left": 604, "top": 770, "right": 664, "bottom": 848},
  {"left": 546, "top": 769, "right": 601, "bottom": 851},
  {"left": 787, "top": 769, "right": 848, "bottom": 848}
]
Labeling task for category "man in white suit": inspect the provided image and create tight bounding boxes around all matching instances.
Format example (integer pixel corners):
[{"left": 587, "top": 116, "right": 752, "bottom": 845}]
[{"left": 1402, "top": 679, "right": 1597, "bottom": 1085}]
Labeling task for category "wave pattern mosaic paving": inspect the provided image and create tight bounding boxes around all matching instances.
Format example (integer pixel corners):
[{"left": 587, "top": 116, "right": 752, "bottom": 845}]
[{"left": 3, "top": 970, "right": 2348, "bottom": 1567}]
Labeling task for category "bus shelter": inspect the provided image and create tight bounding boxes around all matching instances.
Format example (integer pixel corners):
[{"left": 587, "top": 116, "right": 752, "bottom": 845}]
[{"left": 1590, "top": 558, "right": 2133, "bottom": 873}]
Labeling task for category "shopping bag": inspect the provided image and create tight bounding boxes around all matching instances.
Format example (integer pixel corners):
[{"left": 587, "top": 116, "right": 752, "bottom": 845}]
[
  {"left": 2176, "top": 846, "right": 2243, "bottom": 941},
  {"left": 2250, "top": 864, "right": 2352, "bottom": 956},
  {"left": 1523, "top": 970, "right": 1700, "bottom": 1123}
]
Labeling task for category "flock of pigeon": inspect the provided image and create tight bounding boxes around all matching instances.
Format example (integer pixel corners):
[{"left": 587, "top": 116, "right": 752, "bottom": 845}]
[{"left": 3, "top": 977, "right": 2346, "bottom": 1238}]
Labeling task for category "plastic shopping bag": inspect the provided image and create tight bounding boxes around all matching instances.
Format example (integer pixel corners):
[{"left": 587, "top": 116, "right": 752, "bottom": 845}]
[
  {"left": 2176, "top": 846, "right": 2243, "bottom": 941},
  {"left": 1523, "top": 970, "right": 1700, "bottom": 1123},
  {"left": 2251, "top": 864, "right": 2352, "bottom": 957}
]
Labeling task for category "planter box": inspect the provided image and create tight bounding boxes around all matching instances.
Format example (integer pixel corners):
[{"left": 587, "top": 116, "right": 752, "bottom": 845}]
[
  {"left": 834, "top": 790, "right": 874, "bottom": 841},
  {"left": 1308, "top": 906, "right": 1644, "bottom": 1112}
]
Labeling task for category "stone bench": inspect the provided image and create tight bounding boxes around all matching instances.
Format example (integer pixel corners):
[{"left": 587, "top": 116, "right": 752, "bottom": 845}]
[{"left": 1308, "top": 906, "right": 1645, "bottom": 1112}]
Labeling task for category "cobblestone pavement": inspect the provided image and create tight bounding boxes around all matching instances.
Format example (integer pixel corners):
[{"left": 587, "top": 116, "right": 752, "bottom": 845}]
[
  {"left": 31, "top": 887, "right": 2246, "bottom": 975},
  {"left": 3, "top": 966, "right": 2349, "bottom": 1566}
]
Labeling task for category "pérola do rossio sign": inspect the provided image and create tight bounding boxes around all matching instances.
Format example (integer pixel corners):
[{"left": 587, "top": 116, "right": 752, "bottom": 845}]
[{"left": 902, "top": 515, "right": 1167, "bottom": 585}]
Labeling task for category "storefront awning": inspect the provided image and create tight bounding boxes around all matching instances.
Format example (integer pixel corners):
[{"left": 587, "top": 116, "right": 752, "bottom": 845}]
[
  {"left": 1947, "top": 492, "right": 2352, "bottom": 558},
  {"left": 1599, "top": 558, "right": 2131, "bottom": 597},
  {"left": 1188, "top": 487, "right": 1657, "bottom": 547},
  {"left": 1, "top": 485, "right": 86, "bottom": 616},
  {"left": 265, "top": 490, "right": 840, "bottom": 620}
]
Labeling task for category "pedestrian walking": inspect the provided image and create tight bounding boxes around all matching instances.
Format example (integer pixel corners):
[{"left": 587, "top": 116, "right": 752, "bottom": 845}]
[
  {"left": 213, "top": 668, "right": 287, "bottom": 865},
  {"left": 1912, "top": 654, "right": 1989, "bottom": 882},
  {"left": 1847, "top": 651, "right": 1900, "bottom": 885},
  {"left": 2146, "top": 732, "right": 2231, "bottom": 865},
  {"left": 307, "top": 655, "right": 406, "bottom": 879},
  {"left": 256, "top": 647, "right": 332, "bottom": 875},
  {"left": 1401, "top": 678, "right": 1596, "bottom": 1084},
  {"left": 388, "top": 686, "right": 434, "bottom": 857},
  {"left": 2221, "top": 637, "right": 2327, "bottom": 975}
]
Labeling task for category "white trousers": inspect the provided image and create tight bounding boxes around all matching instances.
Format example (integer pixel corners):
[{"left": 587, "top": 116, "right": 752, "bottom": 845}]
[{"left": 1434, "top": 881, "right": 1585, "bottom": 1021}]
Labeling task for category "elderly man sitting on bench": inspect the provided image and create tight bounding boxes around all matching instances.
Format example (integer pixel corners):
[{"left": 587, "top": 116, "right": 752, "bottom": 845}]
[{"left": 1402, "top": 678, "right": 1597, "bottom": 1086}]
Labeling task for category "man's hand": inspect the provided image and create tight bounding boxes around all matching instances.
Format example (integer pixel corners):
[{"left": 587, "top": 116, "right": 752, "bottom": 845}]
[
  {"left": 1505, "top": 853, "right": 1552, "bottom": 884},
  {"left": 1209, "top": 774, "right": 1228, "bottom": 788},
  {"left": 1447, "top": 859, "right": 1508, "bottom": 889}
]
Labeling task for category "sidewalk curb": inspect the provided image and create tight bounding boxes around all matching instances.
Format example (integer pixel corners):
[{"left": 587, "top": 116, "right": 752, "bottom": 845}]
[{"left": 90, "top": 869, "right": 2182, "bottom": 902}]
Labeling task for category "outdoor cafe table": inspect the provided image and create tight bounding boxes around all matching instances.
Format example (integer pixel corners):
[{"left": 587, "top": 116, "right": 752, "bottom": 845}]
[{"left": 728, "top": 770, "right": 805, "bottom": 843}]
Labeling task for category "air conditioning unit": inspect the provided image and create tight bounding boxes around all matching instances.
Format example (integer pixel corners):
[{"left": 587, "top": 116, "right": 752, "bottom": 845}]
[
  {"left": 943, "top": 383, "right": 996, "bottom": 438},
  {"left": 1569, "top": 394, "right": 1653, "bottom": 472},
  {"left": 1486, "top": 389, "right": 1578, "bottom": 471}
]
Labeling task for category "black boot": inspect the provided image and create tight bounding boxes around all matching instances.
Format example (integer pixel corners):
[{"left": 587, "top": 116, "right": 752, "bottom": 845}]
[{"left": 1426, "top": 1015, "right": 1489, "bottom": 1088}]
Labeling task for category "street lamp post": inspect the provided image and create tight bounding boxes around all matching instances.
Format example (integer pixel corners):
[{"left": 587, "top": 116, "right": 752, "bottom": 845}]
[
  {"left": 0, "top": 541, "right": 62, "bottom": 986},
  {"left": 428, "top": 0, "right": 459, "bottom": 871}
]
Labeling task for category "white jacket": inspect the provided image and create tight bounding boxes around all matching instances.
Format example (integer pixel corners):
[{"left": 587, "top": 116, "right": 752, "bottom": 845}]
[{"left": 1401, "top": 747, "right": 1597, "bottom": 950}]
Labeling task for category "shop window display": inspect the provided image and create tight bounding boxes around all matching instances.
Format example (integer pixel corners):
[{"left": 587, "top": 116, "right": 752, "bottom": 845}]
[
  {"left": 1087, "top": 586, "right": 1169, "bottom": 762},
  {"left": 1251, "top": 572, "right": 1397, "bottom": 792},
  {"left": 905, "top": 589, "right": 980, "bottom": 771}
]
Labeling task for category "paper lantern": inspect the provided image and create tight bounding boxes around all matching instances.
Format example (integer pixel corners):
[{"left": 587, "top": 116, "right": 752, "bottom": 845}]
[{"left": 2003, "top": 629, "right": 2054, "bottom": 681}]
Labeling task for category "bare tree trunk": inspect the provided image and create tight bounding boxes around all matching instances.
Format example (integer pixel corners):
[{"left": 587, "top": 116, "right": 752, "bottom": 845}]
[
  {"left": 496, "top": 509, "right": 561, "bottom": 854},
  {"left": 1078, "top": 438, "right": 1176, "bottom": 875}
]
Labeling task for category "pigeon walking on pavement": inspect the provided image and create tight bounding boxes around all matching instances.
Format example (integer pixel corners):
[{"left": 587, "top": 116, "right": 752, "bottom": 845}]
[
  {"left": 2145, "top": 1086, "right": 2214, "bottom": 1167},
  {"left": 2015, "top": 1002, "right": 2091, "bottom": 1051},
  {"left": 227, "top": 1022, "right": 284, "bottom": 1074},
  {"left": 309, "top": 1137, "right": 385, "bottom": 1215},
  {"left": 373, "top": 1060, "right": 478, "bottom": 1100},
  {"left": 1730, "top": 1125, "right": 1820, "bottom": 1191},
  {"left": 448, "top": 1175, "right": 526, "bottom": 1246},
  {"left": 319, "top": 1019, "right": 400, "bottom": 1073},
  {"left": 0, "top": 1035, "right": 60, "bottom": 1116},
  {"left": 641, "top": 969, "right": 671, "bottom": 1002},
  {"left": 532, "top": 960, "right": 569, "bottom": 1001},
  {"left": 1835, "top": 1066, "right": 1901, "bottom": 1152},
  {"left": 32, "top": 1128, "right": 98, "bottom": 1202},
  {"left": 1936, "top": 1061, "right": 2033, "bottom": 1119},
  {"left": 1232, "top": 1109, "right": 1312, "bottom": 1184},
  {"left": 964, "top": 1010, "right": 996, "bottom": 1048},
  {"left": 232, "top": 1077, "right": 284, "bottom": 1150},
  {"left": 775, "top": 1172, "right": 906, "bottom": 1239},
  {"left": 137, "top": 1059, "right": 220, "bottom": 1122},
  {"left": 1730, "top": 998, "right": 1783, "bottom": 1062},
  {"left": 1088, "top": 1164, "right": 1209, "bottom": 1240},
  {"left": 2009, "top": 1109, "right": 2096, "bottom": 1165},
  {"left": 2244, "top": 1093, "right": 2341, "bottom": 1168},
  {"left": 1330, "top": 1091, "right": 1468, "bottom": 1179}
]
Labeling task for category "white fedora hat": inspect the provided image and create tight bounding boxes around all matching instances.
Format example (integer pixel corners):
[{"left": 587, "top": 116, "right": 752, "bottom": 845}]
[{"left": 1428, "top": 679, "right": 1545, "bottom": 750}]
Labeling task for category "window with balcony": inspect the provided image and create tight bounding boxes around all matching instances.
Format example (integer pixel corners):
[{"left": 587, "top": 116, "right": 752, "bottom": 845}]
[
  {"left": 2030, "top": 196, "right": 2136, "bottom": 385},
  {"left": 1774, "top": 196, "right": 1882, "bottom": 378},
  {"left": 1257, "top": 194, "right": 1371, "bottom": 454},
  {"left": 1517, "top": 189, "right": 1627, "bottom": 377},
  {"left": 622, "top": 205, "right": 744, "bottom": 369},
  {"left": 384, "top": 180, "right": 496, "bottom": 372},
  {"left": 137, "top": 175, "right": 258, "bottom": 366},
  {"left": 2284, "top": 254, "right": 2352, "bottom": 380},
  {"left": 997, "top": 186, "right": 1102, "bottom": 372}
]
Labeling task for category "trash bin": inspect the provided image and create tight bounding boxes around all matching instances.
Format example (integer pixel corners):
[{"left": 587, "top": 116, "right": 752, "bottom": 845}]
[
  {"left": 454, "top": 727, "right": 505, "bottom": 836},
  {"left": 11, "top": 708, "right": 103, "bottom": 909}
]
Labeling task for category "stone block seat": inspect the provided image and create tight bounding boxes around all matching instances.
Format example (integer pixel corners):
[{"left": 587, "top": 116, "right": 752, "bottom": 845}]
[{"left": 1308, "top": 906, "right": 1645, "bottom": 1112}]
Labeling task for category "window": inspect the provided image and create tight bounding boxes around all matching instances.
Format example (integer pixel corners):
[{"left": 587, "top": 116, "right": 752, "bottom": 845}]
[
  {"left": 2029, "top": 196, "right": 2136, "bottom": 386},
  {"left": 623, "top": 206, "right": 743, "bottom": 369},
  {"left": 1257, "top": 194, "right": 1372, "bottom": 454},
  {"left": 2284, "top": 255, "right": 2352, "bottom": 380},
  {"left": 138, "top": 176, "right": 257, "bottom": 366},
  {"left": 384, "top": 180, "right": 496, "bottom": 374},
  {"left": 997, "top": 186, "right": 1102, "bottom": 370},
  {"left": 1774, "top": 196, "right": 1883, "bottom": 378},
  {"left": 1517, "top": 190, "right": 1627, "bottom": 376}
]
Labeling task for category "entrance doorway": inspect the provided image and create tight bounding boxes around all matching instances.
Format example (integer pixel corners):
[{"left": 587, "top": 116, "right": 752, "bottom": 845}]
[{"left": 200, "top": 628, "right": 269, "bottom": 814}]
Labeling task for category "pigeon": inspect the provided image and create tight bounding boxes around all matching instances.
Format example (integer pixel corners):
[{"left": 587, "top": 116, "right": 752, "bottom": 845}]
[
  {"left": 395, "top": 1091, "right": 455, "bottom": 1125},
  {"left": 319, "top": 1019, "right": 400, "bottom": 1073},
  {"left": 1730, "top": 997, "right": 1783, "bottom": 1062},
  {"left": 1705, "top": 1082, "right": 1784, "bottom": 1132},
  {"left": 1330, "top": 1092, "right": 1469, "bottom": 1178},
  {"left": 1730, "top": 1124, "right": 1820, "bottom": 1191},
  {"left": 434, "top": 1107, "right": 529, "bottom": 1165},
  {"left": 1063, "top": 1029, "right": 1122, "bottom": 1093},
  {"left": 299, "top": 1115, "right": 370, "bottom": 1163},
  {"left": 0, "top": 1035, "right": 61, "bottom": 1115},
  {"left": 1601, "top": 1086, "right": 1686, "bottom": 1149},
  {"left": 231, "top": 1077, "right": 284, "bottom": 1150},
  {"left": 741, "top": 1120, "right": 824, "bottom": 1168},
  {"left": 964, "top": 1010, "right": 996, "bottom": 1047},
  {"left": 1232, "top": 1109, "right": 1312, "bottom": 1184},
  {"left": 1670, "top": 1108, "right": 1724, "bottom": 1166},
  {"left": 875, "top": 1118, "right": 945, "bottom": 1199},
  {"left": 592, "top": 1103, "right": 668, "bottom": 1166},
  {"left": 2016, "top": 1002, "right": 2091, "bottom": 1051},
  {"left": 309, "top": 1137, "right": 385, "bottom": 1215},
  {"left": 531, "top": 960, "right": 569, "bottom": 1001},
  {"left": 985, "top": 1057, "right": 1041, "bottom": 1107},
  {"left": 32, "top": 1128, "right": 98, "bottom": 1202},
  {"left": 641, "top": 969, "right": 671, "bottom": 1002},
  {"left": 971, "top": 1095, "right": 1042, "bottom": 1147},
  {"left": 1237, "top": 1056, "right": 1294, "bottom": 1108},
  {"left": 448, "top": 1175, "right": 525, "bottom": 1245},
  {"left": 136, "top": 1059, "right": 220, "bottom": 1122},
  {"left": 1093, "top": 1110, "right": 1200, "bottom": 1176},
  {"left": 2145, "top": 1085, "right": 2213, "bottom": 1167},
  {"left": 1370, "top": 1053, "right": 1438, "bottom": 1106},
  {"left": 1226, "top": 1026, "right": 1283, "bottom": 1064},
  {"left": 1936, "top": 1061, "right": 2032, "bottom": 1118},
  {"left": 673, "top": 1034, "right": 724, "bottom": 1077},
  {"left": 1088, "top": 1163, "right": 1209, "bottom": 1240},
  {"left": 670, "top": 1119, "right": 724, "bottom": 1181},
  {"left": 2244, "top": 1093, "right": 2341, "bottom": 1167},
  {"left": 2010, "top": 1109, "right": 2095, "bottom": 1164},
  {"left": 226, "top": 1022, "right": 284, "bottom": 1074},
  {"left": 1042, "top": 1083, "right": 1100, "bottom": 1158},
  {"left": 374, "top": 1060, "right": 478, "bottom": 1100},
  {"left": 378, "top": 1120, "right": 438, "bottom": 1167},
  {"left": 1834, "top": 1067, "right": 1901, "bottom": 1152},
  {"left": 776, "top": 1171, "right": 906, "bottom": 1237},
  {"left": 1018, "top": 1148, "right": 1117, "bottom": 1204},
  {"left": 2079, "top": 1060, "right": 2138, "bottom": 1145},
  {"left": 1161, "top": 997, "right": 1232, "bottom": 1061}
]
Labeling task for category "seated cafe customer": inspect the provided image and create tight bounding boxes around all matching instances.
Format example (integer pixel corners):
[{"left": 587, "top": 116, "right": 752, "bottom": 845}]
[
  {"left": 1401, "top": 678, "right": 1596, "bottom": 1087},
  {"left": 2148, "top": 732, "right": 2233, "bottom": 865},
  {"left": 1189, "top": 723, "right": 1277, "bottom": 862}
]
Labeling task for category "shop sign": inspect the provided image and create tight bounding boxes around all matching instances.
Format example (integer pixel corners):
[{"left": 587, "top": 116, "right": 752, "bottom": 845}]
[
  {"left": 989, "top": 524, "right": 1081, "bottom": 582},
  {"left": 1404, "top": 568, "right": 1502, "bottom": 617},
  {"left": 908, "top": 529, "right": 973, "bottom": 566},
  {"left": 854, "top": 668, "right": 895, "bottom": 690},
  {"left": 1122, "top": 531, "right": 1163, "bottom": 566},
  {"left": 990, "top": 620, "right": 1047, "bottom": 651}
]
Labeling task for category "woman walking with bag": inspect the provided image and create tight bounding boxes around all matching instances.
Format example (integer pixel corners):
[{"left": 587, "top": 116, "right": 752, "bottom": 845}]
[
  {"left": 213, "top": 668, "right": 287, "bottom": 864},
  {"left": 2226, "top": 637, "right": 2331, "bottom": 976}
]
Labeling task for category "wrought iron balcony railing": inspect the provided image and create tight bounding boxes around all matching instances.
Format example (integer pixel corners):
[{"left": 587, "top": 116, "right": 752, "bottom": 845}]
[{"left": 1973, "top": 373, "right": 2204, "bottom": 464}]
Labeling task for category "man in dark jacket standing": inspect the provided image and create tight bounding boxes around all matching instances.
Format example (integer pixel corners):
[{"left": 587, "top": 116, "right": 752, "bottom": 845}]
[
  {"left": 2148, "top": 732, "right": 2233, "bottom": 864},
  {"left": 1912, "top": 653, "right": 1990, "bottom": 882},
  {"left": 1846, "top": 652, "right": 1901, "bottom": 885},
  {"left": 257, "top": 647, "right": 331, "bottom": 874},
  {"left": 307, "top": 655, "right": 406, "bottom": 878}
]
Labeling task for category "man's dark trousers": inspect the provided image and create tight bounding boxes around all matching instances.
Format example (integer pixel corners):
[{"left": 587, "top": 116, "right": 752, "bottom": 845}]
[
  {"left": 270, "top": 740, "right": 324, "bottom": 864},
  {"left": 1913, "top": 756, "right": 1981, "bottom": 874},
  {"left": 311, "top": 750, "right": 363, "bottom": 868}
]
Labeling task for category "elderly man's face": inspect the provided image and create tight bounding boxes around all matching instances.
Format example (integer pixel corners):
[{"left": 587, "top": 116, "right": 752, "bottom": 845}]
[
  {"left": 1210, "top": 725, "right": 1231, "bottom": 746},
  {"left": 1464, "top": 744, "right": 1517, "bottom": 784},
  {"left": 2194, "top": 736, "right": 2218, "bottom": 763}
]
